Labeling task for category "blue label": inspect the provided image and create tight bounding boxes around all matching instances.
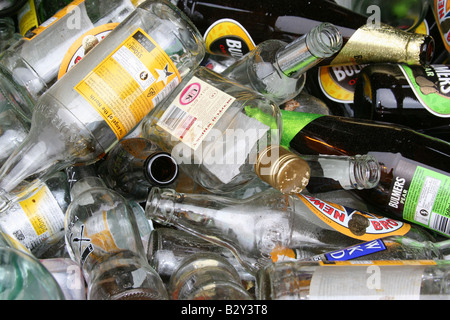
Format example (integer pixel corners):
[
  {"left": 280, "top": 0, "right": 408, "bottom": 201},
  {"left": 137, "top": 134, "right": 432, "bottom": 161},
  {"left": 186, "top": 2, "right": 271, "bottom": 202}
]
[{"left": 325, "top": 239, "right": 387, "bottom": 261}]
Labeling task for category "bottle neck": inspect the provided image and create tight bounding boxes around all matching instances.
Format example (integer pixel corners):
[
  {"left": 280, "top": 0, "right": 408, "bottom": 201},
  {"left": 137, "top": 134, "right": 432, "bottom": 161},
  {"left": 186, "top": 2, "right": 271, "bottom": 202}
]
[
  {"left": 279, "top": 110, "right": 325, "bottom": 149},
  {"left": 276, "top": 22, "right": 342, "bottom": 77},
  {"left": 304, "top": 154, "right": 380, "bottom": 190},
  {"left": 435, "top": 240, "right": 450, "bottom": 260}
]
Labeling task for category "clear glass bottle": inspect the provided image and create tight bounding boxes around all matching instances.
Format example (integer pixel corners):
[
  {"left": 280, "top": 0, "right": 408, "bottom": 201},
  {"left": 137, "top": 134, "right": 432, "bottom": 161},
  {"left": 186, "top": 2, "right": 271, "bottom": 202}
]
[
  {"left": 147, "top": 227, "right": 254, "bottom": 283},
  {"left": 257, "top": 260, "right": 450, "bottom": 300},
  {"left": 168, "top": 252, "right": 254, "bottom": 300},
  {"left": 0, "top": 245, "right": 65, "bottom": 300},
  {"left": 141, "top": 66, "right": 315, "bottom": 194},
  {"left": 302, "top": 154, "right": 381, "bottom": 192},
  {"left": 97, "top": 137, "right": 179, "bottom": 203},
  {"left": 0, "top": 0, "right": 205, "bottom": 211},
  {"left": 64, "top": 171, "right": 168, "bottom": 300},
  {"left": 0, "top": 170, "right": 71, "bottom": 258},
  {"left": 221, "top": 22, "right": 343, "bottom": 105},
  {"left": 144, "top": 187, "right": 424, "bottom": 275}
]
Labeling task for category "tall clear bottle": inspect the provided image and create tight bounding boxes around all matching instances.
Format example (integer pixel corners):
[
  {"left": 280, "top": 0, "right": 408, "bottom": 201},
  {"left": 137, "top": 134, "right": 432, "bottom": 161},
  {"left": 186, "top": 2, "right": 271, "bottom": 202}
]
[
  {"left": 0, "top": 0, "right": 205, "bottom": 211},
  {"left": 141, "top": 66, "right": 313, "bottom": 195},
  {"left": 257, "top": 260, "right": 450, "bottom": 300},
  {"left": 222, "top": 22, "right": 343, "bottom": 105},
  {"left": 144, "top": 187, "right": 425, "bottom": 275},
  {"left": 64, "top": 166, "right": 168, "bottom": 300}
]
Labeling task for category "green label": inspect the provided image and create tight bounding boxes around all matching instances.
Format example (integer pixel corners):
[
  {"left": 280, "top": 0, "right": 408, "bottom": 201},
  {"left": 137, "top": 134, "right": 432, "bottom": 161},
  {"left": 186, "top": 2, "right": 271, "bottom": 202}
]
[
  {"left": 404, "top": 165, "right": 450, "bottom": 237},
  {"left": 280, "top": 110, "right": 324, "bottom": 149},
  {"left": 400, "top": 64, "right": 450, "bottom": 117}
]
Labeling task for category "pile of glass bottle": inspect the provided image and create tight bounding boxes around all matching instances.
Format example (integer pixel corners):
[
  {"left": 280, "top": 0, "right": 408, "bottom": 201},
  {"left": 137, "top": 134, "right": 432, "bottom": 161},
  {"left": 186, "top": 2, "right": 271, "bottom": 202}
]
[{"left": 0, "top": 0, "right": 449, "bottom": 300}]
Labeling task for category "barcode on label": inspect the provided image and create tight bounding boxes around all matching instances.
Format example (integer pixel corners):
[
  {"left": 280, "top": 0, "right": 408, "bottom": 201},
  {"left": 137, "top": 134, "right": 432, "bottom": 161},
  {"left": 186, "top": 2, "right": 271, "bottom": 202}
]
[
  {"left": 430, "top": 213, "right": 450, "bottom": 236},
  {"left": 160, "top": 105, "right": 188, "bottom": 131},
  {"left": 152, "top": 77, "right": 180, "bottom": 107}
]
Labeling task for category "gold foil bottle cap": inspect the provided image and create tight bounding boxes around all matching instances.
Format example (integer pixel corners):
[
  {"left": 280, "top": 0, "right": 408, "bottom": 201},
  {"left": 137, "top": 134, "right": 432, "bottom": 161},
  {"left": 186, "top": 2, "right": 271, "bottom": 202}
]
[{"left": 255, "top": 145, "right": 310, "bottom": 195}]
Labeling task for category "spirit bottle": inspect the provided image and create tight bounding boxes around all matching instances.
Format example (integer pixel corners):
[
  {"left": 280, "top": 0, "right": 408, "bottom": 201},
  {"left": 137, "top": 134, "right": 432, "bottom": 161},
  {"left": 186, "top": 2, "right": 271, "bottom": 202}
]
[
  {"left": 221, "top": 22, "right": 343, "bottom": 105},
  {"left": 0, "top": 0, "right": 205, "bottom": 211},
  {"left": 141, "top": 66, "right": 312, "bottom": 195}
]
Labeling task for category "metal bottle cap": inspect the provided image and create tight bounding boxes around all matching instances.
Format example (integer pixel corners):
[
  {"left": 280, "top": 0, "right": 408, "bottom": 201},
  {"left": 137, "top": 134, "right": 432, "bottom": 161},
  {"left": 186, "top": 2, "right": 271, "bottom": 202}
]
[{"left": 254, "top": 145, "right": 310, "bottom": 195}]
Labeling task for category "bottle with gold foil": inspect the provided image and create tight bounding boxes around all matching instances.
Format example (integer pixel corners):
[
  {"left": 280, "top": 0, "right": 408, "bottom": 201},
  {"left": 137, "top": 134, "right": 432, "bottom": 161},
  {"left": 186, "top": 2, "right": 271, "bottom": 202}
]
[
  {"left": 141, "top": 66, "right": 312, "bottom": 195},
  {"left": 0, "top": 0, "right": 205, "bottom": 211},
  {"left": 174, "top": 0, "right": 434, "bottom": 66},
  {"left": 144, "top": 187, "right": 418, "bottom": 275}
]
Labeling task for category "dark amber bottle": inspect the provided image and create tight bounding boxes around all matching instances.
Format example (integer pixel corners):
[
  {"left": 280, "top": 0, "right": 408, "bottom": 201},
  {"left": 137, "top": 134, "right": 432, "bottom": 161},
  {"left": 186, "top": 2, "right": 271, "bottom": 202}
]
[
  {"left": 175, "top": 0, "right": 434, "bottom": 65},
  {"left": 353, "top": 63, "right": 450, "bottom": 141},
  {"left": 278, "top": 110, "right": 450, "bottom": 238}
]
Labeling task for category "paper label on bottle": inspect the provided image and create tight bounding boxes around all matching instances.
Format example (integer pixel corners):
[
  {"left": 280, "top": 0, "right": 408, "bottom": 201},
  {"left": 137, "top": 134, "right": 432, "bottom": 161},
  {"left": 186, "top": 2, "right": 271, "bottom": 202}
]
[
  {"left": 157, "top": 76, "right": 236, "bottom": 151},
  {"left": 309, "top": 263, "right": 427, "bottom": 300},
  {"left": 296, "top": 194, "right": 411, "bottom": 241},
  {"left": 17, "top": 0, "right": 39, "bottom": 36},
  {"left": 434, "top": 0, "right": 450, "bottom": 52},
  {"left": 399, "top": 64, "right": 450, "bottom": 117},
  {"left": 23, "top": 0, "right": 86, "bottom": 40},
  {"left": 58, "top": 23, "right": 118, "bottom": 79},
  {"left": 84, "top": 211, "right": 121, "bottom": 252},
  {"left": 204, "top": 18, "right": 256, "bottom": 58},
  {"left": 0, "top": 185, "right": 64, "bottom": 251},
  {"left": 75, "top": 28, "right": 181, "bottom": 140},
  {"left": 317, "top": 65, "right": 366, "bottom": 103},
  {"left": 318, "top": 239, "right": 388, "bottom": 262}
]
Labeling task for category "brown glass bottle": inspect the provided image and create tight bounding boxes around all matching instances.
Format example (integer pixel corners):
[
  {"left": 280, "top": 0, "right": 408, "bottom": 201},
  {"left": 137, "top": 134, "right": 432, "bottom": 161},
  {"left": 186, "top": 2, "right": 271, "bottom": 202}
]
[
  {"left": 353, "top": 63, "right": 450, "bottom": 142},
  {"left": 175, "top": 0, "right": 434, "bottom": 65},
  {"left": 278, "top": 110, "right": 450, "bottom": 238}
]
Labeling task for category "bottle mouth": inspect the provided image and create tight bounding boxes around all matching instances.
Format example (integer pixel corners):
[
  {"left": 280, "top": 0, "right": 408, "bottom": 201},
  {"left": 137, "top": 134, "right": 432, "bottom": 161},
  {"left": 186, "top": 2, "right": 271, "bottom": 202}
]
[
  {"left": 145, "top": 187, "right": 177, "bottom": 225},
  {"left": 306, "top": 22, "right": 343, "bottom": 58},
  {"left": 145, "top": 152, "right": 179, "bottom": 186},
  {"left": 352, "top": 155, "right": 381, "bottom": 189}
]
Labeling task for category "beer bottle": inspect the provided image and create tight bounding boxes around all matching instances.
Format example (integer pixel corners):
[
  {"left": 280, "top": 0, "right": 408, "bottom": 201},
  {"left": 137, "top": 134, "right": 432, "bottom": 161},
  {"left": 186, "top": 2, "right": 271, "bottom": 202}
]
[
  {"left": 353, "top": 63, "right": 450, "bottom": 141},
  {"left": 278, "top": 109, "right": 450, "bottom": 238},
  {"left": 175, "top": 0, "right": 434, "bottom": 65}
]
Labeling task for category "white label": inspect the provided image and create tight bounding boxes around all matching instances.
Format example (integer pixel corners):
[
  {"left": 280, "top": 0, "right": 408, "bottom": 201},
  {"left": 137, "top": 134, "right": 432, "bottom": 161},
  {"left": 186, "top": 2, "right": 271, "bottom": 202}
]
[
  {"left": 157, "top": 76, "right": 236, "bottom": 150},
  {"left": 309, "top": 265, "right": 425, "bottom": 300}
]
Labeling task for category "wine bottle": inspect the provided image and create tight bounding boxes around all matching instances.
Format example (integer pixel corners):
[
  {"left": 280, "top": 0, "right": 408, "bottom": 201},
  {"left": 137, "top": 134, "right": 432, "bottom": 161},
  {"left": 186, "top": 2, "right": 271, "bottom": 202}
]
[
  {"left": 174, "top": 0, "right": 435, "bottom": 66},
  {"left": 278, "top": 109, "right": 450, "bottom": 238},
  {"left": 353, "top": 63, "right": 450, "bottom": 141}
]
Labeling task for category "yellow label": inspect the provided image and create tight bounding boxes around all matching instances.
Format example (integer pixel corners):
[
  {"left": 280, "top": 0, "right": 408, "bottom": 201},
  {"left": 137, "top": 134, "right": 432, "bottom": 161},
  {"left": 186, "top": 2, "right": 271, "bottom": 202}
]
[
  {"left": 204, "top": 19, "right": 256, "bottom": 58},
  {"left": 319, "top": 260, "right": 438, "bottom": 267},
  {"left": 84, "top": 211, "right": 120, "bottom": 252},
  {"left": 58, "top": 23, "right": 119, "bottom": 79},
  {"left": 297, "top": 194, "right": 411, "bottom": 241},
  {"left": 18, "top": 0, "right": 39, "bottom": 36},
  {"left": 19, "top": 185, "right": 63, "bottom": 237},
  {"left": 270, "top": 245, "right": 297, "bottom": 263},
  {"left": 75, "top": 28, "right": 181, "bottom": 140},
  {"left": 318, "top": 65, "right": 366, "bottom": 103},
  {"left": 25, "top": 0, "right": 85, "bottom": 40}
]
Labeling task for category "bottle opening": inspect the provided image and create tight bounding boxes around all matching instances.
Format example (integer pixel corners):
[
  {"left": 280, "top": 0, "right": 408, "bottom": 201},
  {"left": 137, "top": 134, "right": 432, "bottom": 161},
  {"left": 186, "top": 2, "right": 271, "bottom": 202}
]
[
  {"left": 307, "top": 22, "right": 343, "bottom": 58},
  {"left": 146, "top": 152, "right": 179, "bottom": 186}
]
